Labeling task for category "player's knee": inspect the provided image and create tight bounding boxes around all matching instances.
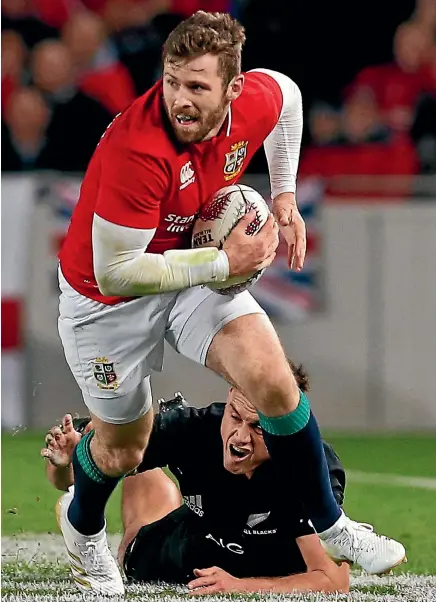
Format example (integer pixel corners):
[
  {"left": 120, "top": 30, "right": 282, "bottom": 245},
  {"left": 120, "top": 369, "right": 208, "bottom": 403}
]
[
  {"left": 136, "top": 469, "right": 180, "bottom": 504},
  {"left": 159, "top": 473, "right": 181, "bottom": 507},
  {"left": 258, "top": 383, "right": 297, "bottom": 413},
  {"left": 249, "top": 365, "right": 300, "bottom": 413}
]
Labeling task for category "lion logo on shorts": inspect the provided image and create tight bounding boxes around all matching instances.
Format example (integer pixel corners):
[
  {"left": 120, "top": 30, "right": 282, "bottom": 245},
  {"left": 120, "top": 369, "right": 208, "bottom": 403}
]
[{"left": 92, "top": 357, "right": 119, "bottom": 390}]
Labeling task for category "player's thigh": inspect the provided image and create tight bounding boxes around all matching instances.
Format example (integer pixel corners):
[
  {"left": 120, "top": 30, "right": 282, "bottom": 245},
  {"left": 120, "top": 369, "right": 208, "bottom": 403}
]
[
  {"left": 58, "top": 270, "right": 175, "bottom": 423},
  {"left": 123, "top": 506, "right": 194, "bottom": 584},
  {"left": 165, "top": 286, "right": 265, "bottom": 367},
  {"left": 206, "top": 312, "right": 293, "bottom": 393},
  {"left": 122, "top": 469, "right": 182, "bottom": 530},
  {"left": 119, "top": 469, "right": 182, "bottom": 563}
]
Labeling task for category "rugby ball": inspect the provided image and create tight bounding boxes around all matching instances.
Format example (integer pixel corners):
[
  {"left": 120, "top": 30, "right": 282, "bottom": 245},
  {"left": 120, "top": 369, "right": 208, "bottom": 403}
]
[{"left": 192, "top": 184, "right": 270, "bottom": 295}]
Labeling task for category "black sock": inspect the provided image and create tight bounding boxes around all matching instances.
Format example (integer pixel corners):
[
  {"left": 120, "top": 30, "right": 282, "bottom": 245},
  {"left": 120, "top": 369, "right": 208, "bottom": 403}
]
[
  {"left": 67, "top": 431, "right": 121, "bottom": 536},
  {"left": 259, "top": 392, "right": 341, "bottom": 533}
]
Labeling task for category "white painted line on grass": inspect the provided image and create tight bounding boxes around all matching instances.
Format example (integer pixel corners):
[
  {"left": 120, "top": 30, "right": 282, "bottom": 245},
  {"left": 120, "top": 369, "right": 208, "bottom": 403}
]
[
  {"left": 347, "top": 470, "right": 436, "bottom": 491},
  {"left": 3, "top": 538, "right": 436, "bottom": 601},
  {"left": 1, "top": 534, "right": 122, "bottom": 561}
]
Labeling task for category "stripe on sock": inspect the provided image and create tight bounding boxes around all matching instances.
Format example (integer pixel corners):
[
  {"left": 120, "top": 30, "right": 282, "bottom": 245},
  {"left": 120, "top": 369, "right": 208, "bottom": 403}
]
[
  {"left": 75, "top": 431, "right": 106, "bottom": 484},
  {"left": 258, "top": 390, "right": 310, "bottom": 435}
]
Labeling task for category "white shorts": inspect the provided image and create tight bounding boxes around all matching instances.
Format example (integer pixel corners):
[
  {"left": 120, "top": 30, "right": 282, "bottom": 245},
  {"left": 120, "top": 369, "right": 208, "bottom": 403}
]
[{"left": 58, "top": 269, "right": 265, "bottom": 424}]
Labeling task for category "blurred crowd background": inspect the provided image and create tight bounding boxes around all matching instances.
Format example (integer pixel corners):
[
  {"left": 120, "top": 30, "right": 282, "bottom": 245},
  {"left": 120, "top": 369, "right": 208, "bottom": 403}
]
[
  {"left": 2, "top": 1, "right": 436, "bottom": 432},
  {"left": 2, "top": 0, "right": 436, "bottom": 178}
]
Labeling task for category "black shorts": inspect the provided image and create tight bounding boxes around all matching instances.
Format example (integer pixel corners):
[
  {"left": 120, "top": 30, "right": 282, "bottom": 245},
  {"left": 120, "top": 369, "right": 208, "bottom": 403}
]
[
  {"left": 123, "top": 505, "right": 307, "bottom": 584},
  {"left": 123, "top": 505, "right": 209, "bottom": 584}
]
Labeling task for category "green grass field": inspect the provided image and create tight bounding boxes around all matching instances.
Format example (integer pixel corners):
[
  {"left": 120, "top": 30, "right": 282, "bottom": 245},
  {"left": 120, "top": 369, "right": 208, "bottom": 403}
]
[{"left": 2, "top": 430, "right": 436, "bottom": 600}]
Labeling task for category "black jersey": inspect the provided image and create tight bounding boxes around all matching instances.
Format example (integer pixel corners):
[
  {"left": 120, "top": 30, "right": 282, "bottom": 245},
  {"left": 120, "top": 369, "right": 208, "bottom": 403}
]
[{"left": 138, "top": 403, "right": 345, "bottom": 578}]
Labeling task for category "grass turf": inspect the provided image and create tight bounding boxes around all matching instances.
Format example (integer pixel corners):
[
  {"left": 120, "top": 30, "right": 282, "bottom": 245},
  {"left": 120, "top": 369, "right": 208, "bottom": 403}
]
[
  {"left": 2, "top": 560, "right": 436, "bottom": 601},
  {"left": 2, "top": 431, "right": 436, "bottom": 575}
]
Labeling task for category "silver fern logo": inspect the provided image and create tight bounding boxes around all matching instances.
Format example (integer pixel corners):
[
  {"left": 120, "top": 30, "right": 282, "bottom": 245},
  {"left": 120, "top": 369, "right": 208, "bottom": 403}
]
[{"left": 246, "top": 511, "right": 271, "bottom": 528}]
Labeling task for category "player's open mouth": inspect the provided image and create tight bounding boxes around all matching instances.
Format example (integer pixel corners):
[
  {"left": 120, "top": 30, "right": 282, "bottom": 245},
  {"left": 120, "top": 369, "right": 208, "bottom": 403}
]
[
  {"left": 229, "top": 443, "right": 251, "bottom": 461},
  {"left": 175, "top": 114, "right": 198, "bottom": 126}
]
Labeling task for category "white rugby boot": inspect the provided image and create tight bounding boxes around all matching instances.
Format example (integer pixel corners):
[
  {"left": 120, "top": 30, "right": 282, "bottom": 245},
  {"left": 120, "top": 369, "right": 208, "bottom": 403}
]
[
  {"left": 319, "top": 511, "right": 407, "bottom": 575},
  {"left": 57, "top": 489, "right": 124, "bottom": 595}
]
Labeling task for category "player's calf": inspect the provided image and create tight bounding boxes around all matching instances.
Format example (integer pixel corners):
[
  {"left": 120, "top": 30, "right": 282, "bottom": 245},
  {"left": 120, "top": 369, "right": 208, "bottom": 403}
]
[
  {"left": 59, "top": 404, "right": 153, "bottom": 594},
  {"left": 67, "top": 409, "right": 154, "bottom": 537},
  {"left": 89, "top": 411, "right": 153, "bottom": 477},
  {"left": 208, "top": 312, "right": 342, "bottom": 534}
]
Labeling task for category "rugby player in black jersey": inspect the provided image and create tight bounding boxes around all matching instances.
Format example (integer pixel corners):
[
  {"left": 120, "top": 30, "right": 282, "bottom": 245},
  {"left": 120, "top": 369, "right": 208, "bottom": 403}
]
[{"left": 42, "top": 363, "right": 405, "bottom": 594}]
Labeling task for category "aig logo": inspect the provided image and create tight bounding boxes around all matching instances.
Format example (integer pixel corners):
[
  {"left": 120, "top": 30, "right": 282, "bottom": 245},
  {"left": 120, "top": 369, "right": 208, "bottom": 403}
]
[
  {"left": 179, "top": 161, "right": 195, "bottom": 190},
  {"left": 205, "top": 533, "right": 244, "bottom": 555}
]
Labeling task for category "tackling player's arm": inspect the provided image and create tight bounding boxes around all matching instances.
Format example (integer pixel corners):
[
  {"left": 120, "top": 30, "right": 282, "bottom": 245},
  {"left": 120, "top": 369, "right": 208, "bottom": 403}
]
[
  {"left": 250, "top": 69, "right": 306, "bottom": 270},
  {"left": 239, "top": 534, "right": 349, "bottom": 594},
  {"left": 93, "top": 150, "right": 276, "bottom": 297},
  {"left": 188, "top": 535, "right": 349, "bottom": 595},
  {"left": 45, "top": 462, "right": 74, "bottom": 491},
  {"left": 42, "top": 406, "right": 200, "bottom": 490},
  {"left": 45, "top": 462, "right": 74, "bottom": 492}
]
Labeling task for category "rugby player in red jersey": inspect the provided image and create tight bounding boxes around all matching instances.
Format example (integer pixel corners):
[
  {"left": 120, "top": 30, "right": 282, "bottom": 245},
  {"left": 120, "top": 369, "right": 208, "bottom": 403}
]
[{"left": 56, "top": 11, "right": 405, "bottom": 595}]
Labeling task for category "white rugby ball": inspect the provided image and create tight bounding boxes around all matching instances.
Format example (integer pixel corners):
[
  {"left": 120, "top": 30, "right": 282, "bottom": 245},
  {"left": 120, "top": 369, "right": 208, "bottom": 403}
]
[{"left": 192, "top": 184, "right": 270, "bottom": 295}]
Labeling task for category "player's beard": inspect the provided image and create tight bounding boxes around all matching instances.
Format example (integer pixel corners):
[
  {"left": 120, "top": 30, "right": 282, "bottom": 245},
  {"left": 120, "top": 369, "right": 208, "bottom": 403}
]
[{"left": 170, "top": 97, "right": 230, "bottom": 144}]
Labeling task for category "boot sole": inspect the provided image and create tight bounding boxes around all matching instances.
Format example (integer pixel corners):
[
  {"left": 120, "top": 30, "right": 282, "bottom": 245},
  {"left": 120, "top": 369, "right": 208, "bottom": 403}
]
[{"left": 331, "top": 554, "right": 408, "bottom": 575}]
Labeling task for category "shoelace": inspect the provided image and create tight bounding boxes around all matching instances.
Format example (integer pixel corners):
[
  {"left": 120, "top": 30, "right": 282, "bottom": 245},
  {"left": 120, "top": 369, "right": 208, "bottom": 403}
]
[
  {"left": 78, "top": 542, "right": 104, "bottom": 573},
  {"left": 328, "top": 520, "right": 376, "bottom": 559}
]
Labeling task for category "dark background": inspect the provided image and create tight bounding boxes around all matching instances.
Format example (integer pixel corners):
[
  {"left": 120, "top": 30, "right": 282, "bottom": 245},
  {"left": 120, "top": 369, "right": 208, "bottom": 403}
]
[{"left": 240, "top": 0, "right": 417, "bottom": 170}]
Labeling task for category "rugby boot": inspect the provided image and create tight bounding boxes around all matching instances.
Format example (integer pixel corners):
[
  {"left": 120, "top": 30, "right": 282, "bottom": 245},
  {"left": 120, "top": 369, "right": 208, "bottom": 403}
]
[
  {"left": 319, "top": 511, "right": 407, "bottom": 574},
  {"left": 57, "top": 489, "right": 124, "bottom": 595}
]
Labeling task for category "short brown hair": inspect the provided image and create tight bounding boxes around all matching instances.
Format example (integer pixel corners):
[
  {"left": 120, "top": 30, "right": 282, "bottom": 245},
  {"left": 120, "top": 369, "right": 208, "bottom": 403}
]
[
  {"left": 163, "top": 11, "right": 246, "bottom": 86},
  {"left": 288, "top": 359, "right": 310, "bottom": 393}
]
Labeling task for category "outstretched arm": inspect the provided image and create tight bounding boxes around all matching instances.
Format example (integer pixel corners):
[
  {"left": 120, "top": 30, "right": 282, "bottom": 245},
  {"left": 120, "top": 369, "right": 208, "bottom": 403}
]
[{"left": 188, "top": 534, "right": 349, "bottom": 595}]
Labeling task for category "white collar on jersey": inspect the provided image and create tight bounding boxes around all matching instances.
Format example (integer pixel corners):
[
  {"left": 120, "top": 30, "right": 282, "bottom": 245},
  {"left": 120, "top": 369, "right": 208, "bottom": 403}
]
[{"left": 226, "top": 104, "right": 232, "bottom": 137}]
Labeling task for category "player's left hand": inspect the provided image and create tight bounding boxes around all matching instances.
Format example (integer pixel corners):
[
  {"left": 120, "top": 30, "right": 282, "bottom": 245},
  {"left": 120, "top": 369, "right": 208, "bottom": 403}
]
[
  {"left": 40, "top": 414, "right": 82, "bottom": 468},
  {"left": 272, "top": 192, "right": 307, "bottom": 271},
  {"left": 188, "top": 566, "right": 241, "bottom": 595}
]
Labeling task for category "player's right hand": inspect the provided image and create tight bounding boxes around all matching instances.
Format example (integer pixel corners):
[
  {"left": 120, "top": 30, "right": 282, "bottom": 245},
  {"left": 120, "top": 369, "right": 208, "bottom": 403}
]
[
  {"left": 40, "top": 414, "right": 82, "bottom": 468},
  {"left": 223, "top": 211, "right": 279, "bottom": 277}
]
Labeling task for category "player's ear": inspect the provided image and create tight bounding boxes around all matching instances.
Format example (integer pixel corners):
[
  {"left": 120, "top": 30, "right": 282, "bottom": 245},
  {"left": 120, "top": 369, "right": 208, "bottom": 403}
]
[{"left": 227, "top": 74, "right": 244, "bottom": 101}]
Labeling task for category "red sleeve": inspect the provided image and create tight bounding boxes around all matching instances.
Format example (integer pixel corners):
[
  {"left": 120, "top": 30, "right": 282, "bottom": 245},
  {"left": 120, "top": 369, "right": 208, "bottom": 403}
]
[
  {"left": 95, "top": 149, "right": 170, "bottom": 229},
  {"left": 244, "top": 71, "right": 283, "bottom": 135}
]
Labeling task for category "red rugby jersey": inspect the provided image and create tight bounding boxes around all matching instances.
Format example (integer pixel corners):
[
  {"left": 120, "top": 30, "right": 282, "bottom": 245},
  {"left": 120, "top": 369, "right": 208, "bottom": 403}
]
[{"left": 59, "top": 71, "right": 282, "bottom": 304}]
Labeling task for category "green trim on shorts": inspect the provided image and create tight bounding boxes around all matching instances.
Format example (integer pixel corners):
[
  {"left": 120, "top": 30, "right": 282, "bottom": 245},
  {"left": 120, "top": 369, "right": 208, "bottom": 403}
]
[
  {"left": 258, "top": 390, "right": 311, "bottom": 435},
  {"left": 75, "top": 431, "right": 106, "bottom": 484}
]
